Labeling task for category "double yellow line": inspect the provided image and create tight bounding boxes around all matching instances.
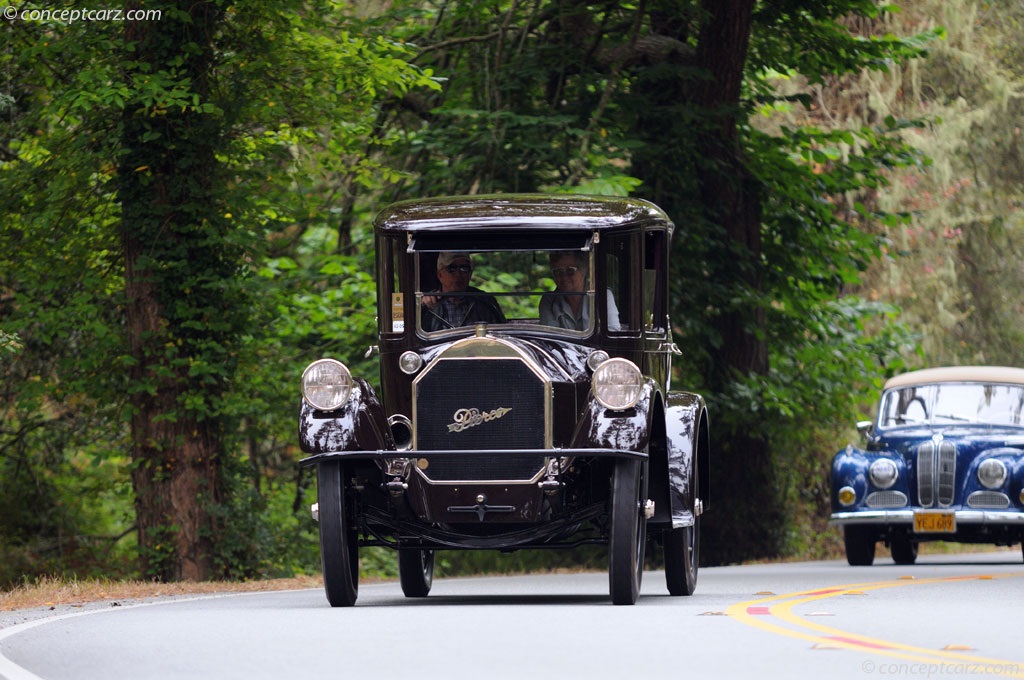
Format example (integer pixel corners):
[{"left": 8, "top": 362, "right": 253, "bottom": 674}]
[{"left": 726, "top": 573, "right": 1024, "bottom": 677}]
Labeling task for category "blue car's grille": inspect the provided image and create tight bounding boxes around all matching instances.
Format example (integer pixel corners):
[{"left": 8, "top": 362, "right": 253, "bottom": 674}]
[
  {"left": 866, "top": 490, "right": 908, "bottom": 508},
  {"left": 917, "top": 441, "right": 956, "bottom": 507},
  {"left": 967, "top": 491, "right": 1010, "bottom": 509}
]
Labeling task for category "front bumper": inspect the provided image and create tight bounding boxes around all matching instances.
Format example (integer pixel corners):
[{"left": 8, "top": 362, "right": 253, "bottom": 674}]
[
  {"left": 299, "top": 446, "right": 649, "bottom": 467},
  {"left": 830, "top": 510, "right": 1024, "bottom": 526}
]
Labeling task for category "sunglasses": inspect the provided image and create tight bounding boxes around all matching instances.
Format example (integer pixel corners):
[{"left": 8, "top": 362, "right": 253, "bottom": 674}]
[
  {"left": 551, "top": 266, "right": 580, "bottom": 277},
  {"left": 444, "top": 264, "right": 472, "bottom": 274}
]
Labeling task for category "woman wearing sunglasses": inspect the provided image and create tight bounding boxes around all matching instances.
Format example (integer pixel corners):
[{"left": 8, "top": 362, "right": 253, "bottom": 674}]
[{"left": 539, "top": 251, "right": 620, "bottom": 332}]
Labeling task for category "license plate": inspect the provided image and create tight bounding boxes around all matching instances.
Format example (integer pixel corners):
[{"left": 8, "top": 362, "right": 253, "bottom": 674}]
[{"left": 913, "top": 511, "right": 955, "bottom": 533}]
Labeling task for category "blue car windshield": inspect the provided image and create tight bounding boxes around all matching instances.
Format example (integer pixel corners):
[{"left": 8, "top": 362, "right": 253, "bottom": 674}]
[{"left": 880, "top": 382, "right": 1024, "bottom": 428}]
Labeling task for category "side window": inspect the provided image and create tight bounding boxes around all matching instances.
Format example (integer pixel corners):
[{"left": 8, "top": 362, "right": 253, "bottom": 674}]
[
  {"left": 604, "top": 232, "right": 633, "bottom": 332},
  {"left": 643, "top": 230, "right": 667, "bottom": 334}
]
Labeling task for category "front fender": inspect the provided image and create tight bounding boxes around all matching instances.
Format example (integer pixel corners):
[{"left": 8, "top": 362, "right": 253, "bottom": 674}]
[
  {"left": 829, "top": 445, "right": 874, "bottom": 512},
  {"left": 571, "top": 381, "right": 656, "bottom": 453},
  {"left": 298, "top": 377, "right": 394, "bottom": 454},
  {"left": 665, "top": 391, "right": 709, "bottom": 528}
]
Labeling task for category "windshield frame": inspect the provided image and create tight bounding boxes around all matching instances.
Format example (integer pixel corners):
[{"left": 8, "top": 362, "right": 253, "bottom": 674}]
[
  {"left": 412, "top": 247, "right": 598, "bottom": 338},
  {"left": 877, "top": 380, "right": 1024, "bottom": 430}
]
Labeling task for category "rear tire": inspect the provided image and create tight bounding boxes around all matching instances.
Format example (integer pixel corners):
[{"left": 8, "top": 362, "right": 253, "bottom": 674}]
[
  {"left": 665, "top": 444, "right": 700, "bottom": 596},
  {"left": 398, "top": 549, "right": 435, "bottom": 598},
  {"left": 664, "top": 523, "right": 699, "bottom": 596},
  {"left": 609, "top": 459, "right": 646, "bottom": 605},
  {"left": 317, "top": 461, "right": 359, "bottom": 606},
  {"left": 843, "top": 525, "right": 876, "bottom": 566}
]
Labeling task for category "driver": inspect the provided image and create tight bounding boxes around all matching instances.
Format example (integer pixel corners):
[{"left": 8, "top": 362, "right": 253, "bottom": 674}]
[{"left": 421, "top": 252, "right": 505, "bottom": 331}]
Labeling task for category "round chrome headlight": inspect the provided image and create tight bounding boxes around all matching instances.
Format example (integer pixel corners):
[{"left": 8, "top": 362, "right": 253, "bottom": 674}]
[
  {"left": 399, "top": 351, "right": 423, "bottom": 375},
  {"left": 868, "top": 458, "right": 898, "bottom": 489},
  {"left": 301, "top": 359, "right": 352, "bottom": 411},
  {"left": 587, "top": 349, "right": 610, "bottom": 372},
  {"left": 592, "top": 358, "right": 643, "bottom": 410},
  {"left": 978, "top": 458, "right": 1008, "bottom": 489}
]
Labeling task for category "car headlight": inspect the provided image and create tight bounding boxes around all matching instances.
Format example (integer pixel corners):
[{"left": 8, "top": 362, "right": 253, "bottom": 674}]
[
  {"left": 399, "top": 351, "right": 423, "bottom": 375},
  {"left": 592, "top": 358, "right": 643, "bottom": 410},
  {"left": 977, "top": 459, "right": 1008, "bottom": 489},
  {"left": 869, "top": 458, "right": 898, "bottom": 489},
  {"left": 587, "top": 349, "right": 610, "bottom": 372},
  {"left": 837, "top": 486, "right": 857, "bottom": 506},
  {"left": 301, "top": 359, "right": 352, "bottom": 411}
]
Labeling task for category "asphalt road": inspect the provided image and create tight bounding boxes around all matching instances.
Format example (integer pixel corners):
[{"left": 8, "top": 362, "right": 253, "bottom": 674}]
[{"left": 2, "top": 550, "right": 1022, "bottom": 680}]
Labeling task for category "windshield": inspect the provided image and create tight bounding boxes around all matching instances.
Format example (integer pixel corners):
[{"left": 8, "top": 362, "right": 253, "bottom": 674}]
[
  {"left": 415, "top": 249, "right": 618, "bottom": 335},
  {"left": 879, "top": 382, "right": 1024, "bottom": 428}
]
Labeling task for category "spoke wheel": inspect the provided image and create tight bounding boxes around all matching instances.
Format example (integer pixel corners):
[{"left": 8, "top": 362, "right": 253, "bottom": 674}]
[
  {"left": 843, "top": 525, "right": 876, "bottom": 566},
  {"left": 317, "top": 461, "right": 359, "bottom": 607},
  {"left": 890, "top": 535, "right": 918, "bottom": 565},
  {"left": 609, "top": 459, "right": 646, "bottom": 605},
  {"left": 398, "top": 549, "right": 435, "bottom": 598}
]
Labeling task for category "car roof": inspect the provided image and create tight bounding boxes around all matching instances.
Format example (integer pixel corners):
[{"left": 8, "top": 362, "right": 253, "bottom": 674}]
[
  {"left": 883, "top": 366, "right": 1024, "bottom": 390},
  {"left": 374, "top": 193, "right": 673, "bottom": 234}
]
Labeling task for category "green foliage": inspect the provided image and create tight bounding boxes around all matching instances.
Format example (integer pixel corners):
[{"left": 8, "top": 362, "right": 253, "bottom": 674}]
[
  {"left": 3, "top": 0, "right": 1021, "bottom": 584},
  {"left": 1, "top": 0, "right": 438, "bottom": 583}
]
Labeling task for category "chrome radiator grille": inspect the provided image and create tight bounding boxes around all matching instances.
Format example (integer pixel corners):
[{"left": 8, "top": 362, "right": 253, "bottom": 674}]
[
  {"left": 916, "top": 441, "right": 956, "bottom": 507},
  {"left": 865, "top": 490, "right": 908, "bottom": 508},
  {"left": 413, "top": 355, "right": 547, "bottom": 482},
  {"left": 967, "top": 491, "right": 1010, "bottom": 509}
]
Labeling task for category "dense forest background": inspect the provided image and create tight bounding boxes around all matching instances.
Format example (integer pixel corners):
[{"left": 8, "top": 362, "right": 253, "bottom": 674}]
[{"left": 2, "top": 0, "right": 1022, "bottom": 587}]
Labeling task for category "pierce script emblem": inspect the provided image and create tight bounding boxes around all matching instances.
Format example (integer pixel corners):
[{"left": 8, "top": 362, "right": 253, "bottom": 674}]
[{"left": 447, "top": 407, "right": 512, "bottom": 432}]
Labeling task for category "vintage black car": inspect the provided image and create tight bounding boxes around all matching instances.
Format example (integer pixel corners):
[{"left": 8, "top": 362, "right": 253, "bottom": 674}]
[
  {"left": 830, "top": 366, "right": 1024, "bottom": 565},
  {"left": 298, "top": 194, "right": 710, "bottom": 606}
]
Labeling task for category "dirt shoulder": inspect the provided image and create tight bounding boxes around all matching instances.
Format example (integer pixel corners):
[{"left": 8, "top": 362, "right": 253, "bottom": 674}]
[{"left": 0, "top": 576, "right": 325, "bottom": 629}]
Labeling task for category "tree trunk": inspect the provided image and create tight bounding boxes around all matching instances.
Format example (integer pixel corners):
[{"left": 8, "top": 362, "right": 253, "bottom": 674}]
[
  {"left": 633, "top": 0, "right": 781, "bottom": 564},
  {"left": 120, "top": 1, "right": 229, "bottom": 581},
  {"left": 690, "top": 0, "right": 782, "bottom": 563}
]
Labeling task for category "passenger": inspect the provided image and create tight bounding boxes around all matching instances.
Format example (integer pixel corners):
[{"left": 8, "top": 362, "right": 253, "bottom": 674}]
[
  {"left": 539, "top": 251, "right": 620, "bottom": 331},
  {"left": 421, "top": 252, "right": 505, "bottom": 331}
]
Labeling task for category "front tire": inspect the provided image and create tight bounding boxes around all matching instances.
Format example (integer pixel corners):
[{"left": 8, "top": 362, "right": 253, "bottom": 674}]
[
  {"left": 890, "top": 535, "right": 918, "bottom": 565},
  {"left": 398, "top": 549, "right": 435, "bottom": 598},
  {"left": 317, "top": 461, "right": 359, "bottom": 606},
  {"left": 843, "top": 525, "right": 876, "bottom": 566},
  {"left": 609, "top": 459, "right": 646, "bottom": 605}
]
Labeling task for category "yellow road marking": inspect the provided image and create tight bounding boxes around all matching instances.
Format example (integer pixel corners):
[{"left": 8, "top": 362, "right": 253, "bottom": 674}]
[{"left": 725, "top": 573, "right": 1024, "bottom": 677}]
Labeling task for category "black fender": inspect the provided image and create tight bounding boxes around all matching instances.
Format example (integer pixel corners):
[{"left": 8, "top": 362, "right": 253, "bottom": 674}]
[
  {"left": 298, "top": 377, "right": 394, "bottom": 455},
  {"left": 571, "top": 380, "right": 657, "bottom": 454},
  {"left": 664, "top": 391, "right": 709, "bottom": 529}
]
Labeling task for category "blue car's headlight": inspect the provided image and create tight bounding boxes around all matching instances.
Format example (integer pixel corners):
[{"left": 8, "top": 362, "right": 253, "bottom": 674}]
[
  {"left": 837, "top": 486, "right": 857, "bottom": 506},
  {"left": 869, "top": 458, "right": 899, "bottom": 489},
  {"left": 977, "top": 459, "right": 1008, "bottom": 489}
]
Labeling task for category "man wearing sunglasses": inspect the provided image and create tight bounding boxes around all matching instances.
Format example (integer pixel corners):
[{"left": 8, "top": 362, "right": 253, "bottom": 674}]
[
  {"left": 421, "top": 252, "right": 505, "bottom": 331},
  {"left": 539, "top": 251, "right": 620, "bottom": 331}
]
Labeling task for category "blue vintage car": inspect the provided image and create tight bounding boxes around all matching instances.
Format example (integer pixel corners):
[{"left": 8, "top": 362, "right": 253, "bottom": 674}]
[{"left": 830, "top": 366, "right": 1024, "bottom": 565}]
